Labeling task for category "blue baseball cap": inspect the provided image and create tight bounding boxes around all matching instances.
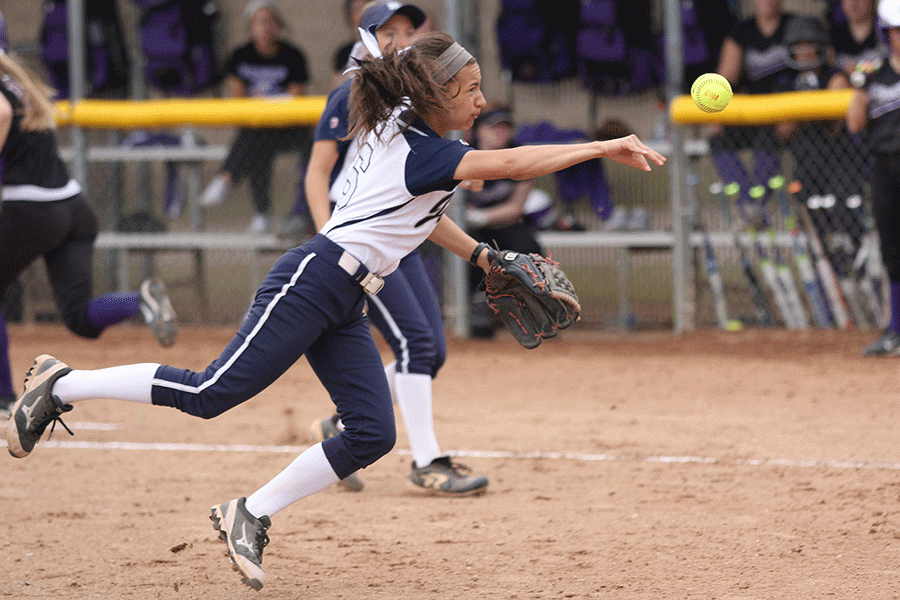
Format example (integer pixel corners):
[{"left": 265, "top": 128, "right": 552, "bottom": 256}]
[{"left": 360, "top": 1, "right": 426, "bottom": 33}]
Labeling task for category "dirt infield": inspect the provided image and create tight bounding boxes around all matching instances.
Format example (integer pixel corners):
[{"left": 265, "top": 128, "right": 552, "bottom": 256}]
[{"left": 3, "top": 324, "right": 900, "bottom": 599}]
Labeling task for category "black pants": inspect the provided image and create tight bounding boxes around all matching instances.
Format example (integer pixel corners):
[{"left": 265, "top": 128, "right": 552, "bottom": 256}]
[
  {"left": 0, "top": 195, "right": 103, "bottom": 337},
  {"left": 871, "top": 152, "right": 900, "bottom": 281},
  {"left": 222, "top": 126, "right": 313, "bottom": 214}
]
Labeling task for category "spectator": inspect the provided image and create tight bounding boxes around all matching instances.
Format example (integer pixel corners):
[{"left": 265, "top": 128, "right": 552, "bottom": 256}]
[
  {"left": 331, "top": 0, "right": 369, "bottom": 89},
  {"left": 831, "top": 0, "right": 884, "bottom": 82},
  {"left": 464, "top": 107, "right": 551, "bottom": 338},
  {"left": 776, "top": 16, "right": 863, "bottom": 271},
  {"left": 198, "top": 0, "right": 313, "bottom": 234},
  {"left": 710, "top": 0, "right": 796, "bottom": 209}
]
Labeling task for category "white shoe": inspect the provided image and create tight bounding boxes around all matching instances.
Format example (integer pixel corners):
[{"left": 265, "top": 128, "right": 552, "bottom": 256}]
[
  {"left": 248, "top": 214, "right": 270, "bottom": 234},
  {"left": 199, "top": 175, "right": 228, "bottom": 207}
]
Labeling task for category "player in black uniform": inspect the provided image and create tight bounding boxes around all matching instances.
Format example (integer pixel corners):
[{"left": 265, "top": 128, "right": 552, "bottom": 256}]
[
  {"left": 846, "top": 0, "right": 900, "bottom": 355},
  {"left": 712, "top": 0, "right": 796, "bottom": 208},
  {"left": 0, "top": 40, "right": 176, "bottom": 415},
  {"left": 831, "top": 0, "right": 883, "bottom": 81}
]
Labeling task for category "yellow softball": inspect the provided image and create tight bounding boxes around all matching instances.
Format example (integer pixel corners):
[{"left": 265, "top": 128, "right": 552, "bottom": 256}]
[{"left": 691, "top": 73, "right": 732, "bottom": 113}]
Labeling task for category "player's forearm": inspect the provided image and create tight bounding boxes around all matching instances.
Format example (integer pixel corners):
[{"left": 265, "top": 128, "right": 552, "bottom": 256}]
[
  {"left": 306, "top": 176, "right": 332, "bottom": 232},
  {"left": 428, "top": 216, "right": 490, "bottom": 270},
  {"left": 465, "top": 143, "right": 604, "bottom": 181}
]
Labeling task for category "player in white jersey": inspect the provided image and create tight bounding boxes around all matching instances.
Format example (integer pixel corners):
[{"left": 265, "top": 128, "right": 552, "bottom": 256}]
[
  {"left": 307, "top": 1, "right": 488, "bottom": 496},
  {"left": 7, "top": 31, "right": 665, "bottom": 591}
]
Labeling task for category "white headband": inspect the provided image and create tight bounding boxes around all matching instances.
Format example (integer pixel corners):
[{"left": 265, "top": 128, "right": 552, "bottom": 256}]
[{"left": 434, "top": 42, "right": 473, "bottom": 85}]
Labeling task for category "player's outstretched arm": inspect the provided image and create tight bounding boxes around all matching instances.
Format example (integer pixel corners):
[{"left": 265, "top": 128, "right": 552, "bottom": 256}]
[
  {"left": 453, "top": 134, "right": 665, "bottom": 183},
  {"left": 428, "top": 216, "right": 492, "bottom": 270}
]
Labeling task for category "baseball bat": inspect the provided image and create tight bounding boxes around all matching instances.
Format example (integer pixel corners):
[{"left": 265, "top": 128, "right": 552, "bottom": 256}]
[
  {"left": 793, "top": 184, "right": 854, "bottom": 329},
  {"left": 740, "top": 184, "right": 799, "bottom": 328},
  {"left": 715, "top": 182, "right": 773, "bottom": 327},
  {"left": 806, "top": 192, "right": 872, "bottom": 329},
  {"left": 687, "top": 172, "right": 730, "bottom": 330},
  {"left": 854, "top": 231, "right": 886, "bottom": 329},
  {"left": 756, "top": 182, "right": 808, "bottom": 329},
  {"left": 771, "top": 175, "right": 832, "bottom": 328}
]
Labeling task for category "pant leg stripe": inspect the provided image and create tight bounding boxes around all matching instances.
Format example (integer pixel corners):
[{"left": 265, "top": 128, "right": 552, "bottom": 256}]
[
  {"left": 152, "top": 252, "right": 317, "bottom": 394},
  {"left": 366, "top": 292, "right": 410, "bottom": 374}
]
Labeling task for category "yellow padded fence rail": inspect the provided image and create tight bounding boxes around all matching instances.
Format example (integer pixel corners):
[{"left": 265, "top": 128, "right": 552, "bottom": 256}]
[
  {"left": 670, "top": 89, "right": 854, "bottom": 125},
  {"left": 55, "top": 96, "right": 328, "bottom": 128}
]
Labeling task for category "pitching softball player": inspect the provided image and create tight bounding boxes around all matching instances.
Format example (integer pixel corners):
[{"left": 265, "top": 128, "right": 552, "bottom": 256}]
[
  {"left": 0, "top": 33, "right": 176, "bottom": 417},
  {"left": 7, "top": 31, "right": 664, "bottom": 591},
  {"left": 305, "top": 0, "right": 487, "bottom": 496},
  {"left": 846, "top": 0, "right": 900, "bottom": 356}
]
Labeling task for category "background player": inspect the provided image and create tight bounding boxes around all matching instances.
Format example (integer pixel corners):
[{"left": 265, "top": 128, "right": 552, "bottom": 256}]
[
  {"left": 7, "top": 31, "right": 664, "bottom": 591},
  {"left": 846, "top": 0, "right": 900, "bottom": 355},
  {"left": 0, "top": 29, "right": 176, "bottom": 416},
  {"left": 306, "top": 0, "right": 488, "bottom": 496}
]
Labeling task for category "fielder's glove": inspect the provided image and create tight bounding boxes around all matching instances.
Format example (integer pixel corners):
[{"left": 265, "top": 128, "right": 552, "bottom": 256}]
[{"left": 473, "top": 244, "right": 580, "bottom": 349}]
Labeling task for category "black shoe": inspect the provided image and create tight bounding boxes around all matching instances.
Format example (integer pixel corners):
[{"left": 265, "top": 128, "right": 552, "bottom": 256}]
[{"left": 863, "top": 330, "right": 900, "bottom": 357}]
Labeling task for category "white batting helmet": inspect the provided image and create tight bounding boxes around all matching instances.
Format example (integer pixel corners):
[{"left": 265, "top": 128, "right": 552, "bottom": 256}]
[{"left": 879, "top": 0, "right": 900, "bottom": 28}]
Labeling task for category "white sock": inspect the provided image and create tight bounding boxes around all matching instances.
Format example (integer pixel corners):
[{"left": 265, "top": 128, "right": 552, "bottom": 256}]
[
  {"left": 384, "top": 361, "right": 397, "bottom": 403},
  {"left": 244, "top": 442, "right": 340, "bottom": 518},
  {"left": 53, "top": 364, "right": 159, "bottom": 404},
  {"left": 394, "top": 372, "right": 441, "bottom": 469}
]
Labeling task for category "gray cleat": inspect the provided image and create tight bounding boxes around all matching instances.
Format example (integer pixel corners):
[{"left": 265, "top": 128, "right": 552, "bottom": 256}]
[
  {"left": 7, "top": 355, "right": 73, "bottom": 458},
  {"left": 408, "top": 456, "right": 489, "bottom": 496},
  {"left": 139, "top": 278, "right": 177, "bottom": 347},
  {"left": 210, "top": 497, "right": 271, "bottom": 591}
]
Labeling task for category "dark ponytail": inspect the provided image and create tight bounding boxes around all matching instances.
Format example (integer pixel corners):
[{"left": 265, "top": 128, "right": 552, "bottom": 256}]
[{"left": 347, "top": 32, "right": 465, "bottom": 141}]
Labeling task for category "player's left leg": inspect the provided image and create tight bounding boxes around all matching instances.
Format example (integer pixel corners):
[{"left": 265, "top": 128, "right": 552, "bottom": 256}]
[{"left": 366, "top": 252, "right": 488, "bottom": 496}]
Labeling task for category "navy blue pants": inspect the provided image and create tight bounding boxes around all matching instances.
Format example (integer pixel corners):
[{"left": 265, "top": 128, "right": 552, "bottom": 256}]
[
  {"left": 365, "top": 251, "right": 446, "bottom": 378},
  {"left": 150, "top": 234, "right": 395, "bottom": 478}
]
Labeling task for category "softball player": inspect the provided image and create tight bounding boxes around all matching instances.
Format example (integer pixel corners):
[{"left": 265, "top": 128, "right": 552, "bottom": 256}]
[
  {"left": 306, "top": 1, "right": 487, "bottom": 496},
  {"left": 846, "top": 0, "right": 900, "bottom": 356},
  {"left": 7, "top": 31, "right": 664, "bottom": 591},
  {"left": 0, "top": 36, "right": 176, "bottom": 417}
]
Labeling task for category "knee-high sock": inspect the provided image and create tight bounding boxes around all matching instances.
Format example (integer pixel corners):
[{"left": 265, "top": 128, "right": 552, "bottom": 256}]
[
  {"left": 245, "top": 442, "right": 339, "bottom": 518},
  {"left": 87, "top": 292, "right": 140, "bottom": 330},
  {"left": 889, "top": 280, "right": 900, "bottom": 333},
  {"left": 52, "top": 364, "right": 159, "bottom": 404},
  {"left": 0, "top": 312, "right": 13, "bottom": 398},
  {"left": 394, "top": 372, "right": 441, "bottom": 468}
]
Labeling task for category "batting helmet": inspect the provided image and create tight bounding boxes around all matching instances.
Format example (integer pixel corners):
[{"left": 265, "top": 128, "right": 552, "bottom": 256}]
[
  {"left": 784, "top": 15, "right": 829, "bottom": 70},
  {"left": 879, "top": 0, "right": 900, "bottom": 28}
]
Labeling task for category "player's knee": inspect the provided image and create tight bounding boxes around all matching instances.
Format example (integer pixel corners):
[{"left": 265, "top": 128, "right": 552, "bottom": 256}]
[
  {"left": 406, "top": 336, "right": 443, "bottom": 377},
  {"left": 344, "top": 415, "right": 396, "bottom": 466},
  {"left": 62, "top": 309, "right": 102, "bottom": 339}
]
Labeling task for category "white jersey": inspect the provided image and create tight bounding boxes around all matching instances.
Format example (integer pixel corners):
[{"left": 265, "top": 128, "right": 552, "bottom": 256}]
[{"left": 322, "top": 112, "right": 471, "bottom": 276}]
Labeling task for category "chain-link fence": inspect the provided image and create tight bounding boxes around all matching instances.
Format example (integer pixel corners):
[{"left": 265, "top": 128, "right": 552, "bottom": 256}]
[{"left": 686, "top": 120, "right": 885, "bottom": 331}]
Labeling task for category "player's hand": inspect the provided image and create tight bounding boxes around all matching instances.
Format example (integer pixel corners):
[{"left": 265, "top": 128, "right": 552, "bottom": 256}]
[{"left": 598, "top": 135, "right": 666, "bottom": 172}]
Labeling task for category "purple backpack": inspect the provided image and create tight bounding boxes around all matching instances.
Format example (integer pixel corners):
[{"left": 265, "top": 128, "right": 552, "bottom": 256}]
[{"left": 133, "top": 0, "right": 220, "bottom": 96}]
